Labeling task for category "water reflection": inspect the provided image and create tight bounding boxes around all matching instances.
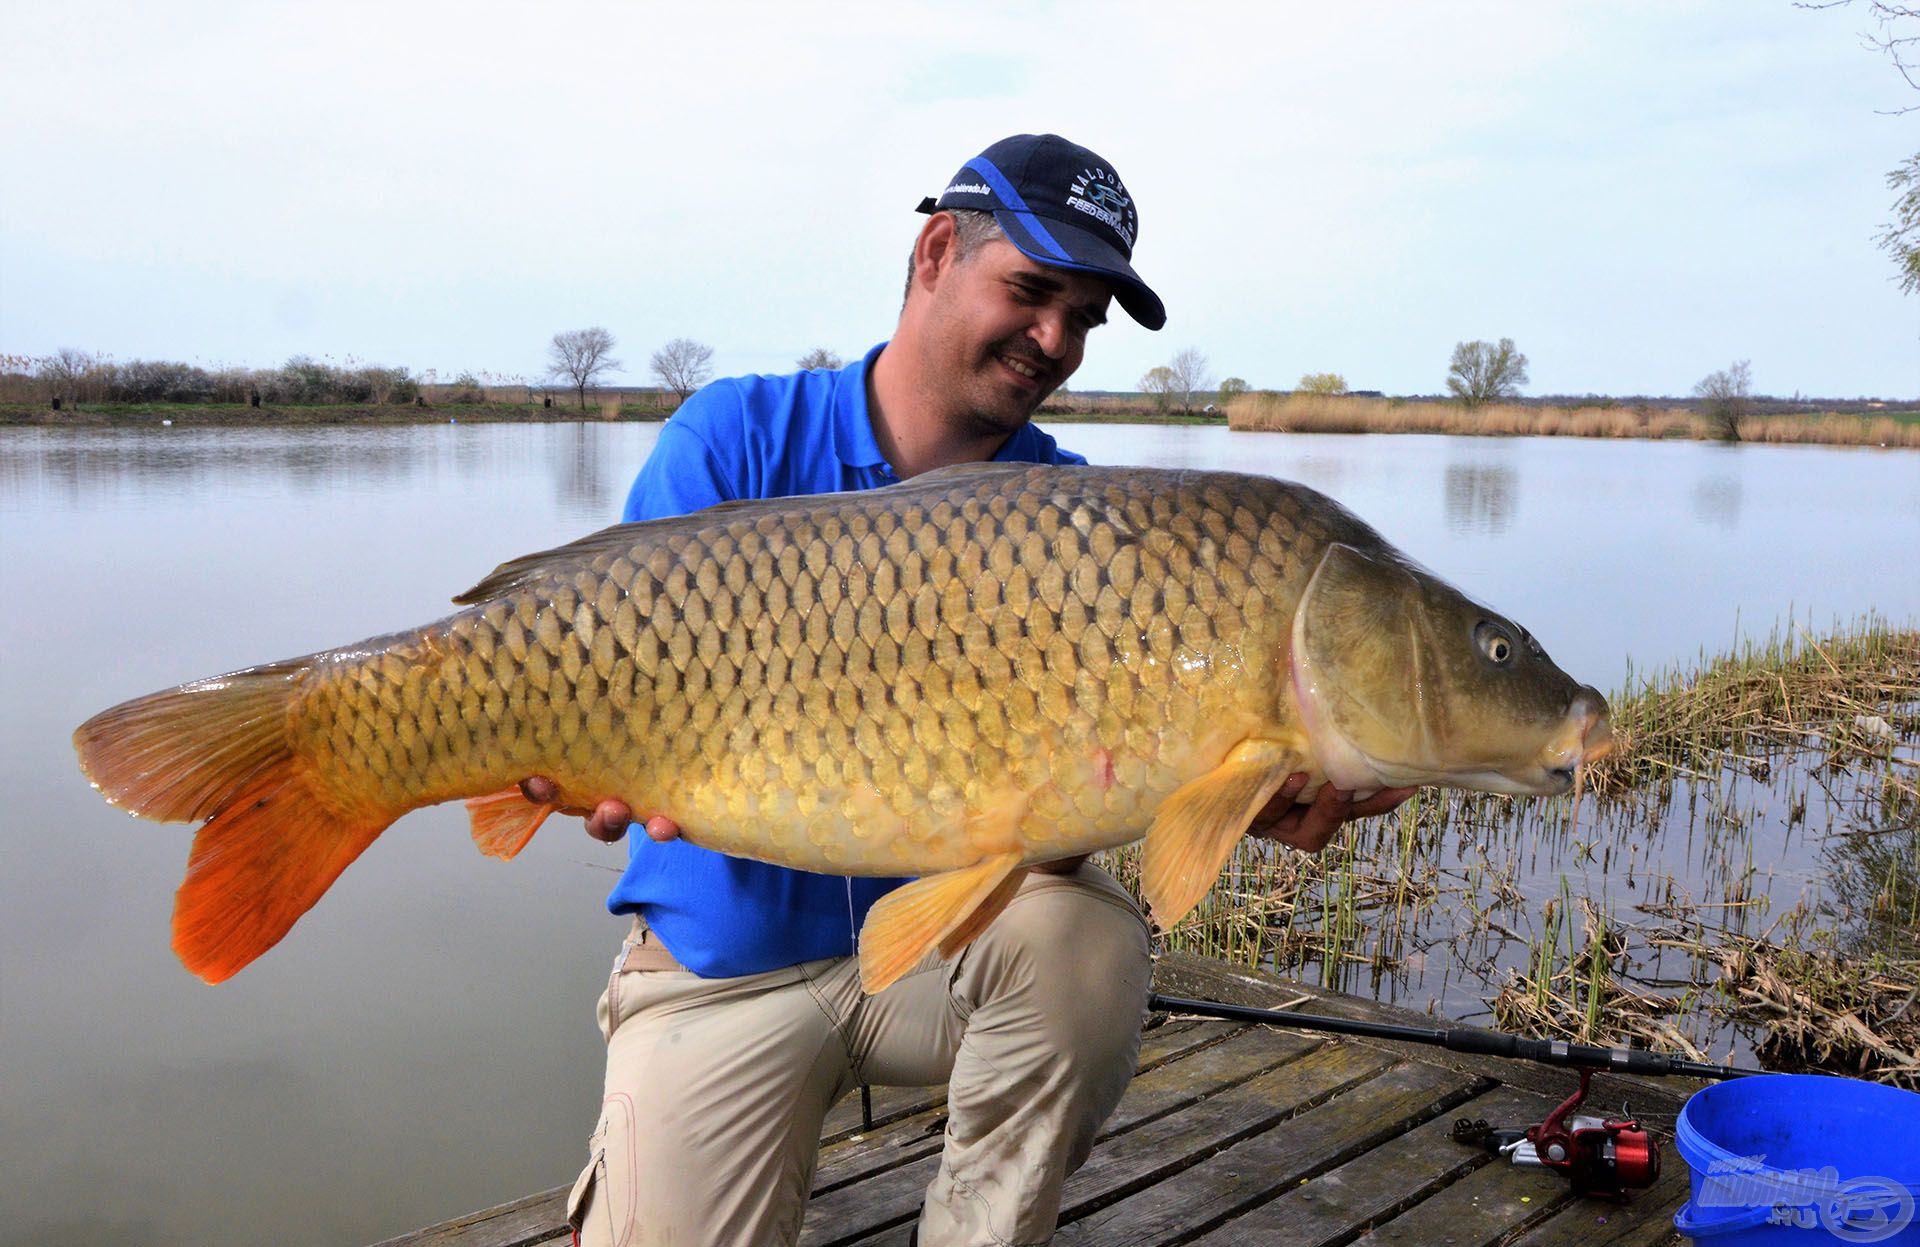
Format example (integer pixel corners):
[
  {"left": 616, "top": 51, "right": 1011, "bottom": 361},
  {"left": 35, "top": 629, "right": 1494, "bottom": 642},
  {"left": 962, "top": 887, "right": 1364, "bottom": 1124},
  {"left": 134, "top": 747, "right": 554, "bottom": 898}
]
[
  {"left": 7, "top": 422, "right": 1920, "bottom": 1247},
  {"left": 1442, "top": 462, "right": 1518, "bottom": 535},
  {"left": 552, "top": 424, "right": 614, "bottom": 517},
  {"left": 1691, "top": 473, "right": 1743, "bottom": 528}
]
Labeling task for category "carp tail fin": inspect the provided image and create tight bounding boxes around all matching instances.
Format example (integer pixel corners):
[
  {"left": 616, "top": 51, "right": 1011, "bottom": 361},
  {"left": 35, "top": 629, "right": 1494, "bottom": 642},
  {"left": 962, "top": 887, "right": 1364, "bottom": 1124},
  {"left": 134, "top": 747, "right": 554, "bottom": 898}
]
[{"left": 74, "top": 661, "right": 390, "bottom": 984}]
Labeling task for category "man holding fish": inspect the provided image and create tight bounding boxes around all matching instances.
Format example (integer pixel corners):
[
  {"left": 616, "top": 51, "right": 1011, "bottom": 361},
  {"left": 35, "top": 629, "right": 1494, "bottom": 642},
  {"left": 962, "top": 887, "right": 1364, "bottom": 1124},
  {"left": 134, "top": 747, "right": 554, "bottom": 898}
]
[
  {"left": 549, "top": 134, "right": 1412, "bottom": 1247},
  {"left": 76, "top": 132, "right": 1609, "bottom": 1246}
]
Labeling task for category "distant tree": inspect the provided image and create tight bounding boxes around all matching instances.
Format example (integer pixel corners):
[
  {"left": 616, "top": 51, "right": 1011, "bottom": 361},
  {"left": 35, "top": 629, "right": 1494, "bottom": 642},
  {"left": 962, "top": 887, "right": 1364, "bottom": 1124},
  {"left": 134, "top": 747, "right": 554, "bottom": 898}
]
[
  {"left": 37, "top": 347, "right": 99, "bottom": 406},
  {"left": 797, "top": 347, "right": 844, "bottom": 371},
  {"left": 1694, "top": 359, "right": 1753, "bottom": 442},
  {"left": 1446, "top": 338, "right": 1529, "bottom": 408},
  {"left": 547, "top": 328, "right": 621, "bottom": 410},
  {"left": 1216, "top": 377, "right": 1250, "bottom": 404},
  {"left": 651, "top": 337, "right": 715, "bottom": 403},
  {"left": 1296, "top": 372, "right": 1347, "bottom": 396},
  {"left": 1139, "top": 365, "right": 1177, "bottom": 413},
  {"left": 1167, "top": 347, "right": 1214, "bottom": 415}
]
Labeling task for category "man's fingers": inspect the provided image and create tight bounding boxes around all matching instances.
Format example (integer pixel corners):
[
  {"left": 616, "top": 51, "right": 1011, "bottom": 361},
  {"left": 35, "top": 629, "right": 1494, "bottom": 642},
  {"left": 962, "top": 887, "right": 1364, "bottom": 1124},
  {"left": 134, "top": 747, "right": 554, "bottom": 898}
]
[
  {"left": 584, "top": 800, "right": 632, "bottom": 843},
  {"left": 642, "top": 815, "right": 681, "bottom": 843},
  {"left": 519, "top": 775, "right": 560, "bottom": 805},
  {"left": 1349, "top": 787, "right": 1417, "bottom": 819}
]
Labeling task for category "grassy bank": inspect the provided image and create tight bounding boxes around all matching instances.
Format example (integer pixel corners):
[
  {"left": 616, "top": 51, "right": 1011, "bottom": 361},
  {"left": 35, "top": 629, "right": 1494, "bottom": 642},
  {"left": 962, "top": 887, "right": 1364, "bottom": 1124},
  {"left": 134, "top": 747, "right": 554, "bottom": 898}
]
[
  {"left": 1229, "top": 391, "right": 1920, "bottom": 448},
  {"left": 1104, "top": 616, "right": 1920, "bottom": 1084}
]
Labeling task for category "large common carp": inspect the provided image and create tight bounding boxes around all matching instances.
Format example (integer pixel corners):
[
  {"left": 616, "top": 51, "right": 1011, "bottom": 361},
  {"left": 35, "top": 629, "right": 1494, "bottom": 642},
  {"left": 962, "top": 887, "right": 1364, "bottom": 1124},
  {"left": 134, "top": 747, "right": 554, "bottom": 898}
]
[{"left": 76, "top": 464, "right": 1610, "bottom": 991}]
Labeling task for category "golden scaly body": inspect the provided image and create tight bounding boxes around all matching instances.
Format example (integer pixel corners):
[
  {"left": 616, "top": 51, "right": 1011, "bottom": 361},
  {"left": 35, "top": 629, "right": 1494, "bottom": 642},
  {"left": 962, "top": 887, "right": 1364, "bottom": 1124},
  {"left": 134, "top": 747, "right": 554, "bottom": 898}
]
[{"left": 295, "top": 464, "right": 1342, "bottom": 873}]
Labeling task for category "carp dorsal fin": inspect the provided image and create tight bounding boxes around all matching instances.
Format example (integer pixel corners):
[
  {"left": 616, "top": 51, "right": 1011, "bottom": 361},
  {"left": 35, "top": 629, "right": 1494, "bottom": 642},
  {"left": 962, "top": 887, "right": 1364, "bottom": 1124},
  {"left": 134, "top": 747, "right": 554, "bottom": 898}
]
[
  {"left": 1140, "top": 740, "right": 1303, "bottom": 931},
  {"left": 452, "top": 521, "right": 651, "bottom": 605}
]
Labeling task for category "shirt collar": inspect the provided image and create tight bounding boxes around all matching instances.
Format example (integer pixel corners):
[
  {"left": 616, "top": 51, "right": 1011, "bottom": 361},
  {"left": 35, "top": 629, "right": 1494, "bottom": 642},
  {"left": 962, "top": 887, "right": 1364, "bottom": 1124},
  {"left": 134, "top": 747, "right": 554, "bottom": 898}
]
[{"left": 831, "top": 342, "right": 892, "bottom": 470}]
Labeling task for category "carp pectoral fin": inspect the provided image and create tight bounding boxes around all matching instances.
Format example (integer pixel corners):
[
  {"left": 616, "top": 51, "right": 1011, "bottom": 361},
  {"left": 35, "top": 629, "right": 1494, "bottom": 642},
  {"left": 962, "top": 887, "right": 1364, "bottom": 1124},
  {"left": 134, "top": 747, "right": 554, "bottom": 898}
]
[
  {"left": 464, "top": 787, "right": 556, "bottom": 860},
  {"left": 1141, "top": 740, "right": 1300, "bottom": 931},
  {"left": 857, "top": 853, "right": 1027, "bottom": 994}
]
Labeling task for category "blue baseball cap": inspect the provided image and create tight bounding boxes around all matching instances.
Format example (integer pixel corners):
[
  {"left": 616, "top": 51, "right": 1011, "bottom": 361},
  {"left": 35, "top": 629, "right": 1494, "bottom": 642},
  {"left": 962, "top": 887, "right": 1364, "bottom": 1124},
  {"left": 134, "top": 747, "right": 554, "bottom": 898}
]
[{"left": 916, "top": 133, "right": 1166, "bottom": 331}]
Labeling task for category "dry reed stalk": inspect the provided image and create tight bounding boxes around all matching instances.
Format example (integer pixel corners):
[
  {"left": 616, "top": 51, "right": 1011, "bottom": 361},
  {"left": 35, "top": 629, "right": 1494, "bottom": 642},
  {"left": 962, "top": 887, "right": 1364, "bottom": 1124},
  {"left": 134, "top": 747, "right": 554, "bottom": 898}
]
[
  {"left": 597, "top": 394, "right": 624, "bottom": 421},
  {"left": 1226, "top": 392, "right": 1918, "bottom": 446}
]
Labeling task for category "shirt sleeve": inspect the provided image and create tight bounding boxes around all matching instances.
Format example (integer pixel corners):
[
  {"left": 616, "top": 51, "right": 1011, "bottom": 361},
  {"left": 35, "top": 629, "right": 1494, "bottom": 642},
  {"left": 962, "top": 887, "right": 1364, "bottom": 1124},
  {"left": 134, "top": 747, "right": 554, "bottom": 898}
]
[{"left": 621, "top": 399, "right": 742, "bottom": 523}]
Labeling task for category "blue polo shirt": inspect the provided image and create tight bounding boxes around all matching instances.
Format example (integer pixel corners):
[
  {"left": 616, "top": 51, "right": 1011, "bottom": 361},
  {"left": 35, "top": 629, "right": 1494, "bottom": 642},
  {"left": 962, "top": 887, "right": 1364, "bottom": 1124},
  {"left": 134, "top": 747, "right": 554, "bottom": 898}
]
[{"left": 608, "top": 342, "right": 1086, "bottom": 977}]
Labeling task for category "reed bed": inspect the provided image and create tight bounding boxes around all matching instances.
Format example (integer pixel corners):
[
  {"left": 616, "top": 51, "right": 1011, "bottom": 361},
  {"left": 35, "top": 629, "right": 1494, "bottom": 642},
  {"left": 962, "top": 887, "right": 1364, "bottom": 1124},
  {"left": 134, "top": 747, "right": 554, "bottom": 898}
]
[
  {"left": 1227, "top": 392, "right": 1920, "bottom": 447},
  {"left": 1105, "top": 616, "right": 1920, "bottom": 1084}
]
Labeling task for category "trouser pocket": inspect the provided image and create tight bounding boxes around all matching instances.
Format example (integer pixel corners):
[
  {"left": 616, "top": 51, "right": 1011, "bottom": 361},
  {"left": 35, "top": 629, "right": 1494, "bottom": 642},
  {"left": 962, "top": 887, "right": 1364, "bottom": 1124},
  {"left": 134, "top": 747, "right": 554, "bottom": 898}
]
[{"left": 567, "top": 1093, "right": 637, "bottom": 1247}]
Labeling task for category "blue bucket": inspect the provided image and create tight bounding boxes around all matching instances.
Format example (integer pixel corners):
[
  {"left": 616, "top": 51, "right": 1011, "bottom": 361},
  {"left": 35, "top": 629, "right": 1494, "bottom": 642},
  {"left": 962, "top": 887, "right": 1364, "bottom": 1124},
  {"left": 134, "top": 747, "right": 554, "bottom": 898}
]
[{"left": 1673, "top": 1074, "right": 1920, "bottom": 1244}]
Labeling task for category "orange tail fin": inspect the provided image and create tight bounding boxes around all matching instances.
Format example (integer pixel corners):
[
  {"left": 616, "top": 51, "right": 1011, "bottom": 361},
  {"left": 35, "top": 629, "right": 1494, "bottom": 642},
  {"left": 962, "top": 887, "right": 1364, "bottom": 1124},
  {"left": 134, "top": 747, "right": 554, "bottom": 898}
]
[{"left": 74, "top": 661, "right": 390, "bottom": 983}]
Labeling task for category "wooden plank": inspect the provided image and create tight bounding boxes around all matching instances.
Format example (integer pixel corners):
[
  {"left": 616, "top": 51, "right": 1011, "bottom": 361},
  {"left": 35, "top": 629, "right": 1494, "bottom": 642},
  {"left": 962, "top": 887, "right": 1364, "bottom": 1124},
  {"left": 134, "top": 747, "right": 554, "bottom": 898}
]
[
  {"left": 1053, "top": 1058, "right": 1490, "bottom": 1243},
  {"left": 1184, "top": 1084, "right": 1557, "bottom": 1247},
  {"left": 805, "top": 1036, "right": 1391, "bottom": 1247},
  {"left": 368, "top": 1187, "right": 570, "bottom": 1247},
  {"left": 1341, "top": 1146, "right": 1579, "bottom": 1247}
]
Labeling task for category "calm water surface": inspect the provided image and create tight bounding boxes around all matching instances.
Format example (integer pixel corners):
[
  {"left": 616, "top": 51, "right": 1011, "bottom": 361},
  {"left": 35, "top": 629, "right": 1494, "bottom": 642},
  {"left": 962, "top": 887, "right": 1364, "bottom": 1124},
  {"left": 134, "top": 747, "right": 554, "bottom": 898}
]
[{"left": 2, "top": 422, "right": 1916, "bottom": 1245}]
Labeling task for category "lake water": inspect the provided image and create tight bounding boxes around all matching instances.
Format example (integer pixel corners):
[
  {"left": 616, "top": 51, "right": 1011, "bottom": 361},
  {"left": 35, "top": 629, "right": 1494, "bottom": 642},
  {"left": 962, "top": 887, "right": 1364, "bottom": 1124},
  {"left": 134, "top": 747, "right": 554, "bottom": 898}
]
[{"left": 2, "top": 421, "right": 1916, "bottom": 1246}]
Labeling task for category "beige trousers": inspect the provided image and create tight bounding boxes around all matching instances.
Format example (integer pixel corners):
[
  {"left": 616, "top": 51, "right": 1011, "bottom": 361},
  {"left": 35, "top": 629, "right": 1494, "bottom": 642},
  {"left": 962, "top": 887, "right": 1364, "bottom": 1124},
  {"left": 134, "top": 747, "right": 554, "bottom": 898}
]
[{"left": 566, "top": 865, "right": 1151, "bottom": 1247}]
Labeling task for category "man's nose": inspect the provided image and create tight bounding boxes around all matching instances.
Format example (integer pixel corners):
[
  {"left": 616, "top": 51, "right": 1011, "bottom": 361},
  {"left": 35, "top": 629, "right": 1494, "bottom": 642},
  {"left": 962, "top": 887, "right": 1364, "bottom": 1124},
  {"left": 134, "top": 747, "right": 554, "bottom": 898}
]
[{"left": 1028, "top": 309, "right": 1069, "bottom": 359}]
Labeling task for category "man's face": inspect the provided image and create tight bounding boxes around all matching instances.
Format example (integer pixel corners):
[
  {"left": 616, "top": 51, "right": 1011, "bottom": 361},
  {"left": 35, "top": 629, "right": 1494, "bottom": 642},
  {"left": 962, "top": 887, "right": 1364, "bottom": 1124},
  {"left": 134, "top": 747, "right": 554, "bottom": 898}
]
[{"left": 921, "top": 236, "right": 1114, "bottom": 438}]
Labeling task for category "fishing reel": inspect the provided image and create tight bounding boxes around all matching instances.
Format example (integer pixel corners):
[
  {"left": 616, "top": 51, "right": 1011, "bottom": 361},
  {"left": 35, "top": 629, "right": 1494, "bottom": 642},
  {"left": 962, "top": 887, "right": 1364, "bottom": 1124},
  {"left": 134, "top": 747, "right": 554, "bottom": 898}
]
[{"left": 1451, "top": 1066, "right": 1661, "bottom": 1200}]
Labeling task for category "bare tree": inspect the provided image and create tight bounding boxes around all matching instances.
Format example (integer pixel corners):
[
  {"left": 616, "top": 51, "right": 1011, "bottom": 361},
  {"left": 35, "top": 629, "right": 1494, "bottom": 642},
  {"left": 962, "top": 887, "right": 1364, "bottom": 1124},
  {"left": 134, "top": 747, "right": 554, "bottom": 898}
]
[
  {"left": 651, "top": 338, "right": 716, "bottom": 403},
  {"left": 1138, "top": 365, "right": 1177, "bottom": 413},
  {"left": 547, "top": 328, "right": 621, "bottom": 410},
  {"left": 796, "top": 347, "right": 844, "bottom": 371},
  {"left": 1446, "top": 339, "right": 1529, "bottom": 408},
  {"left": 1694, "top": 359, "right": 1753, "bottom": 442},
  {"left": 38, "top": 347, "right": 100, "bottom": 407},
  {"left": 1166, "top": 347, "right": 1214, "bottom": 416}
]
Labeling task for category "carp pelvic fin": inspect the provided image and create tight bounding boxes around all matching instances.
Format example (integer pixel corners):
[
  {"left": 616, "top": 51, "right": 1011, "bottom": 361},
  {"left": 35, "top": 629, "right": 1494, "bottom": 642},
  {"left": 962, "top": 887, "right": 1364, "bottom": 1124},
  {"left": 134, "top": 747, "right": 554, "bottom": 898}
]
[
  {"left": 1141, "top": 740, "right": 1300, "bottom": 931},
  {"left": 464, "top": 787, "right": 556, "bottom": 860},
  {"left": 857, "top": 853, "right": 1027, "bottom": 993}
]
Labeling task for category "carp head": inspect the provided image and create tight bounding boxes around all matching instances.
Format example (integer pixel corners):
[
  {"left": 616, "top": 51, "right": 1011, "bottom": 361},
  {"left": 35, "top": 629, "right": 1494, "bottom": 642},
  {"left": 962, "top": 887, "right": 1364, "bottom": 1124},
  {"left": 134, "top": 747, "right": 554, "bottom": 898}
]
[{"left": 1289, "top": 543, "right": 1611, "bottom": 797}]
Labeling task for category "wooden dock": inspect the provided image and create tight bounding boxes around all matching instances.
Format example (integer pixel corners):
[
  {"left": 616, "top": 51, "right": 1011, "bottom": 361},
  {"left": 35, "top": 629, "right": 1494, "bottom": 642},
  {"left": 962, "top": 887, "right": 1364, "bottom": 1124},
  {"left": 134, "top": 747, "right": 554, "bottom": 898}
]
[{"left": 375, "top": 953, "right": 1695, "bottom": 1246}]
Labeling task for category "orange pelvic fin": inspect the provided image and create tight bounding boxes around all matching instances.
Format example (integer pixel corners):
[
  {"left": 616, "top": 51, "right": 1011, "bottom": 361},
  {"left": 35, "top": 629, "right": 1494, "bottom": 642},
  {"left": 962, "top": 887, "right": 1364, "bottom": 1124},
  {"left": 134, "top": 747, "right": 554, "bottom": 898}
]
[
  {"left": 1141, "top": 740, "right": 1299, "bottom": 931},
  {"left": 464, "top": 787, "right": 556, "bottom": 860},
  {"left": 857, "top": 852, "right": 1026, "bottom": 994},
  {"left": 73, "top": 659, "right": 395, "bottom": 983}
]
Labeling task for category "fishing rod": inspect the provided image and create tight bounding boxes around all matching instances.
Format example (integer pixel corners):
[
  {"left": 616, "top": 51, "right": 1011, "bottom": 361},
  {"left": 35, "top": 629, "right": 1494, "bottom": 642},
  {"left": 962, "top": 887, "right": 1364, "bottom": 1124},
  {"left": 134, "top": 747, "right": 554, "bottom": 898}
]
[
  {"left": 1149, "top": 992, "right": 1769, "bottom": 1200},
  {"left": 1148, "top": 993, "right": 1765, "bottom": 1081}
]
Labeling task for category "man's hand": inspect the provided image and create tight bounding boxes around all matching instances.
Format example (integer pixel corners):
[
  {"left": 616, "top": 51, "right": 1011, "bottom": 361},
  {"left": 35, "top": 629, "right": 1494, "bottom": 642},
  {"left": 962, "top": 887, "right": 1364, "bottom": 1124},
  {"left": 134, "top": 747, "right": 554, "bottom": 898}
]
[
  {"left": 1246, "top": 774, "right": 1415, "bottom": 854},
  {"left": 518, "top": 776, "right": 681, "bottom": 845}
]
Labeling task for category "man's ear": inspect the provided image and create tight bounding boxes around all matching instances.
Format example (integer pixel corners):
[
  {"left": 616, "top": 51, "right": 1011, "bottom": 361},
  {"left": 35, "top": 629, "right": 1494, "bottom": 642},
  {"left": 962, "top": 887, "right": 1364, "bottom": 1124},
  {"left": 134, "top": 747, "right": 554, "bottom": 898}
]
[{"left": 911, "top": 212, "right": 960, "bottom": 294}]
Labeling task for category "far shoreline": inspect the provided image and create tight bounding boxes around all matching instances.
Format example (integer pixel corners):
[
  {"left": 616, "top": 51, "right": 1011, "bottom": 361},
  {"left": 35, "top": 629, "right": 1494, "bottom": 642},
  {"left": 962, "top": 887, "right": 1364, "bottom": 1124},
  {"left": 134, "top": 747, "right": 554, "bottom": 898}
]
[{"left": 2, "top": 395, "right": 1915, "bottom": 448}]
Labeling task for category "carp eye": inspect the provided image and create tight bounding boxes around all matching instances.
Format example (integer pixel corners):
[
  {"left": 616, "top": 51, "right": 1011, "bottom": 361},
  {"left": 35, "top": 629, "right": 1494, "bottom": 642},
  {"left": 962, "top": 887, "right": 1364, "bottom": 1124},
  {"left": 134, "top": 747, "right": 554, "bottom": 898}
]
[{"left": 1476, "top": 622, "right": 1514, "bottom": 664}]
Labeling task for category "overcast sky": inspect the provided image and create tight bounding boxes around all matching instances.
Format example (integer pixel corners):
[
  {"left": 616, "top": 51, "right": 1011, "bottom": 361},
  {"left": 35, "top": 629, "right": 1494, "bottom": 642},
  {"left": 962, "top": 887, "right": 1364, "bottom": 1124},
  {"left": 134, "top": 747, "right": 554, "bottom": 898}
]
[{"left": 3, "top": 1, "right": 1916, "bottom": 398}]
